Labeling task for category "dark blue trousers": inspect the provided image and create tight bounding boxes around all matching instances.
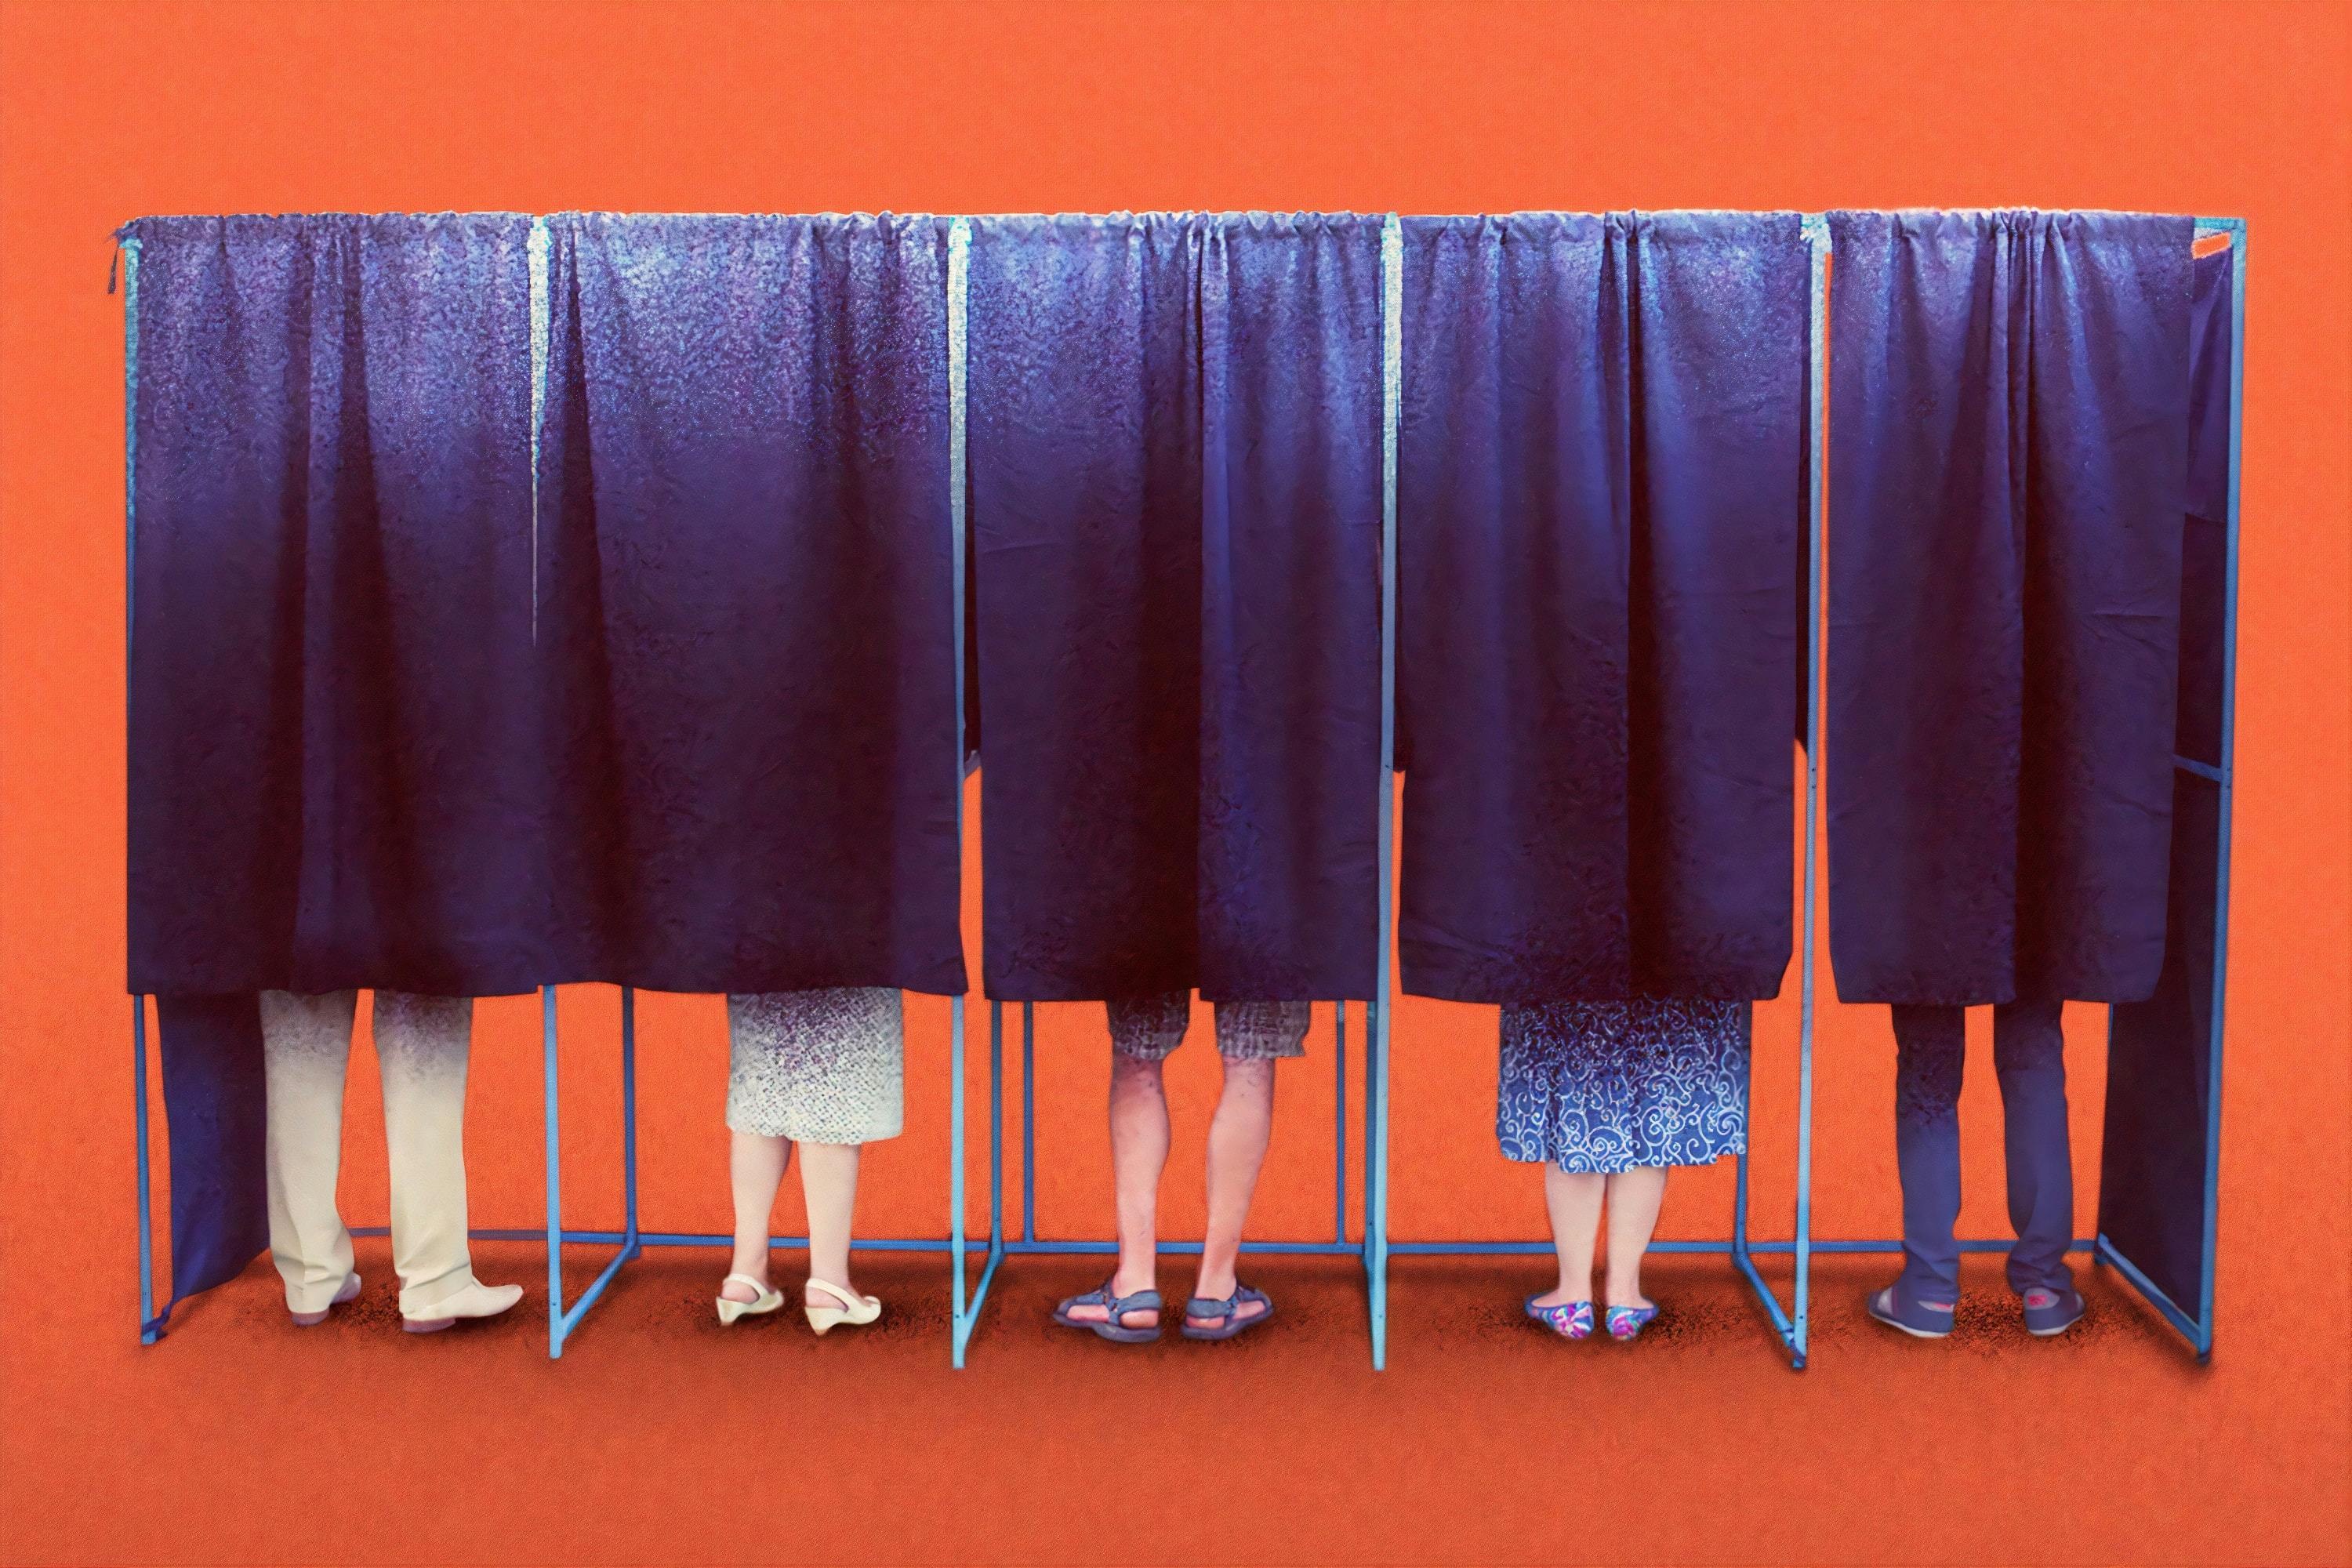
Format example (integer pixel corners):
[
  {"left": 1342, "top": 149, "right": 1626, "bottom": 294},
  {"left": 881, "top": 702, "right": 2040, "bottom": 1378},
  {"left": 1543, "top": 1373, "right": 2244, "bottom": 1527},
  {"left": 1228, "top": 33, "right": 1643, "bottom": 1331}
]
[{"left": 1891, "top": 999, "right": 2076, "bottom": 1301}]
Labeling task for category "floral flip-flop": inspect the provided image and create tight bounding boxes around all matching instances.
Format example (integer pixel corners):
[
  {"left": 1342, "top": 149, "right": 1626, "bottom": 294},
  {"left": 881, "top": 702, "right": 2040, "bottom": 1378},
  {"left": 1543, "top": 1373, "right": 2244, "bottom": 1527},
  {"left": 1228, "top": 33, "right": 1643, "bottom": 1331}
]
[
  {"left": 1604, "top": 1304, "right": 1658, "bottom": 1341},
  {"left": 1524, "top": 1295, "right": 1594, "bottom": 1340}
]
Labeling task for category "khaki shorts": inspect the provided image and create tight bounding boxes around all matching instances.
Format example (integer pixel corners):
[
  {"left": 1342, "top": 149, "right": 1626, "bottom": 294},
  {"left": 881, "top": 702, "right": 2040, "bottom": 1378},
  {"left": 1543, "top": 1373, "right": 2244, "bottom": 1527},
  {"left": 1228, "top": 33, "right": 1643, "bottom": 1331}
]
[{"left": 1105, "top": 992, "right": 1311, "bottom": 1062}]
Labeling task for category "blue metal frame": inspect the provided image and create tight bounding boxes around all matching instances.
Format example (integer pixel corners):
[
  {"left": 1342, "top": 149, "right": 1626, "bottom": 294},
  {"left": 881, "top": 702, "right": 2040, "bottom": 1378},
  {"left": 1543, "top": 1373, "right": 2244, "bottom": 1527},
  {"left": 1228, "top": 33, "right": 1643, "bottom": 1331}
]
[
  {"left": 125, "top": 234, "right": 169, "bottom": 1345},
  {"left": 1367, "top": 212, "right": 1402, "bottom": 1369}
]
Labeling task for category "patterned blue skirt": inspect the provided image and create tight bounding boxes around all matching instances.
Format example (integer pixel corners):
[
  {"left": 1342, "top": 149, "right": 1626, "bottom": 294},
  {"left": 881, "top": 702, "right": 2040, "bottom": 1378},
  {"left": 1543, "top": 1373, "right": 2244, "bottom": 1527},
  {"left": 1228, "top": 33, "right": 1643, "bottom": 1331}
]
[{"left": 1497, "top": 1000, "right": 1749, "bottom": 1174}]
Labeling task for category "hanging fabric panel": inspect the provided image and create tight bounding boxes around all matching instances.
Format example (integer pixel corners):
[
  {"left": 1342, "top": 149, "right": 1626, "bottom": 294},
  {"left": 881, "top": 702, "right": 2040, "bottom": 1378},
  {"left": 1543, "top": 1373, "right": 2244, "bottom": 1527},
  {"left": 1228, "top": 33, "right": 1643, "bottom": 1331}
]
[
  {"left": 1194, "top": 214, "right": 1386, "bottom": 1001},
  {"left": 2099, "top": 237, "right": 2236, "bottom": 1316},
  {"left": 126, "top": 213, "right": 545, "bottom": 997},
  {"left": 151, "top": 995, "right": 270, "bottom": 1308},
  {"left": 1825, "top": 210, "right": 2193, "bottom": 1006},
  {"left": 535, "top": 213, "right": 966, "bottom": 995},
  {"left": 967, "top": 215, "right": 1203, "bottom": 1000},
  {"left": 971, "top": 212, "right": 1383, "bottom": 1004},
  {"left": 1396, "top": 212, "right": 1806, "bottom": 1003}
]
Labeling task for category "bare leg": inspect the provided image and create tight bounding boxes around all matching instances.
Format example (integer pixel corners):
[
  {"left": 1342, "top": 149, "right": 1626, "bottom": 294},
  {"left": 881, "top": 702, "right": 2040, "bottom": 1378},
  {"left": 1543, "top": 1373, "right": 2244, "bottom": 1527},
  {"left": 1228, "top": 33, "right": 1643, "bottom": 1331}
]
[
  {"left": 1192, "top": 1056, "right": 1276, "bottom": 1327},
  {"left": 1536, "top": 1165, "right": 1606, "bottom": 1307},
  {"left": 1065, "top": 1053, "right": 1170, "bottom": 1328},
  {"left": 796, "top": 1140, "right": 862, "bottom": 1301},
  {"left": 724, "top": 1132, "right": 791, "bottom": 1303},
  {"left": 1603, "top": 1167, "right": 1668, "bottom": 1310}
]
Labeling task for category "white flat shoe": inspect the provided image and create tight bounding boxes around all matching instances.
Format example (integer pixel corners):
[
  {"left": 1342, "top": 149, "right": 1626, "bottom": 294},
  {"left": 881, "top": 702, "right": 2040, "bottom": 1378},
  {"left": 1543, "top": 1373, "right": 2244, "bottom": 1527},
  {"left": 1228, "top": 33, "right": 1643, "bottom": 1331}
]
[
  {"left": 716, "top": 1272, "right": 786, "bottom": 1326},
  {"left": 402, "top": 1279, "right": 524, "bottom": 1334},
  {"left": 289, "top": 1270, "right": 362, "bottom": 1327},
  {"left": 804, "top": 1276, "right": 881, "bottom": 1336}
]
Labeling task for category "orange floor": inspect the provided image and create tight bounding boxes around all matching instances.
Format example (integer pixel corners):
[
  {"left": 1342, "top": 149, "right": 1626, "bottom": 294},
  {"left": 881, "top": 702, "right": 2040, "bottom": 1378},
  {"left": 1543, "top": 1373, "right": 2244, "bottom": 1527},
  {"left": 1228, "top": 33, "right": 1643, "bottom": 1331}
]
[{"left": 2, "top": 3, "right": 2347, "bottom": 1563}]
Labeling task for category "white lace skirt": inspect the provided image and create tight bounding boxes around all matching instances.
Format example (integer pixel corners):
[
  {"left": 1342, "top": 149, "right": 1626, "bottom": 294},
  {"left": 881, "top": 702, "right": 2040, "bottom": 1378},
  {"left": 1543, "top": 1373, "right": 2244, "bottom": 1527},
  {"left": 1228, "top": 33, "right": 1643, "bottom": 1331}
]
[{"left": 725, "top": 989, "right": 904, "bottom": 1145}]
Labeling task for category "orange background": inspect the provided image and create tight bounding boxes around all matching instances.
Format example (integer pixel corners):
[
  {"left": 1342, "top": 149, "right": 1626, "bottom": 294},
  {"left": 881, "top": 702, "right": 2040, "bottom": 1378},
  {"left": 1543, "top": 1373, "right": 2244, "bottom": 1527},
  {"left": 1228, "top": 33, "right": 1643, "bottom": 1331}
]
[{"left": 2, "top": 3, "right": 2347, "bottom": 1563}]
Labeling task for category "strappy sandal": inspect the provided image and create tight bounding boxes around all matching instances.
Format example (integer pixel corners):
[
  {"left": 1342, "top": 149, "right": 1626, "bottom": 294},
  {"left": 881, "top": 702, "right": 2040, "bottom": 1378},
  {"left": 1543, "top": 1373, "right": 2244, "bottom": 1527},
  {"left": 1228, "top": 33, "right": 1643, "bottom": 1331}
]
[
  {"left": 1181, "top": 1283, "right": 1273, "bottom": 1341},
  {"left": 1525, "top": 1294, "right": 1594, "bottom": 1340},
  {"left": 1604, "top": 1304, "right": 1658, "bottom": 1341},
  {"left": 715, "top": 1272, "right": 786, "bottom": 1326},
  {"left": 1052, "top": 1279, "right": 1163, "bottom": 1343},
  {"left": 803, "top": 1276, "right": 882, "bottom": 1336}
]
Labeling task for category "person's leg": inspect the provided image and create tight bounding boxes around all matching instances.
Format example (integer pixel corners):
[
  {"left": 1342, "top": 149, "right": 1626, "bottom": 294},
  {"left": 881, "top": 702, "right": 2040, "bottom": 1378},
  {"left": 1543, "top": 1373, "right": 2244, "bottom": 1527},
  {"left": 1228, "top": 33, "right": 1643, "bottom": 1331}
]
[
  {"left": 723, "top": 993, "right": 796, "bottom": 1303},
  {"left": 372, "top": 992, "right": 485, "bottom": 1316},
  {"left": 1534, "top": 1164, "right": 1605, "bottom": 1308},
  {"left": 1102, "top": 1053, "right": 1172, "bottom": 1325},
  {"left": 260, "top": 989, "right": 361, "bottom": 1316},
  {"left": 1602, "top": 1167, "right": 1668, "bottom": 1311},
  {"left": 797, "top": 1141, "right": 861, "bottom": 1301},
  {"left": 1059, "top": 994, "right": 1183, "bottom": 1330},
  {"left": 374, "top": 992, "right": 522, "bottom": 1330},
  {"left": 1887, "top": 1002, "right": 1966, "bottom": 1320},
  {"left": 725, "top": 1131, "right": 791, "bottom": 1302},
  {"left": 1189, "top": 1000, "right": 1307, "bottom": 1330},
  {"left": 1196, "top": 1057, "right": 1275, "bottom": 1307},
  {"left": 1992, "top": 997, "right": 2076, "bottom": 1300}
]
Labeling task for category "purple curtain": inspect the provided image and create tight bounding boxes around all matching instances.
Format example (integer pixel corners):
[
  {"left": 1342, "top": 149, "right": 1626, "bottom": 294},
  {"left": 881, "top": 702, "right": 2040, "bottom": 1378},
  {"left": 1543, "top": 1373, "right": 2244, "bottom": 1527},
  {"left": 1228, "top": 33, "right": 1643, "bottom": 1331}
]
[
  {"left": 968, "top": 215, "right": 1203, "bottom": 1000},
  {"left": 128, "top": 214, "right": 546, "bottom": 998},
  {"left": 1396, "top": 213, "right": 1806, "bottom": 1003},
  {"left": 535, "top": 213, "right": 967, "bottom": 996},
  {"left": 971, "top": 213, "right": 1384, "bottom": 1003},
  {"left": 1825, "top": 211, "right": 2193, "bottom": 1006}
]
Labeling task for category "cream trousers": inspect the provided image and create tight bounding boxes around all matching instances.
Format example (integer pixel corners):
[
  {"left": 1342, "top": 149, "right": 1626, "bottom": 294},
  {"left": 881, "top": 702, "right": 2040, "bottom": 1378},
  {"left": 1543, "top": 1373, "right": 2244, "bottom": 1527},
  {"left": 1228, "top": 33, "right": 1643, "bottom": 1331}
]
[{"left": 260, "top": 989, "right": 484, "bottom": 1316}]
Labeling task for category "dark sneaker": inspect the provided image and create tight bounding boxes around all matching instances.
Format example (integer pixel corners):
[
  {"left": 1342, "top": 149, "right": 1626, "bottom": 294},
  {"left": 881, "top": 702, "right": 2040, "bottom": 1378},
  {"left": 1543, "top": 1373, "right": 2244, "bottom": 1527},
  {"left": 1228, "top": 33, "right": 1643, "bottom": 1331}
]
[
  {"left": 1867, "top": 1283, "right": 1956, "bottom": 1338},
  {"left": 2021, "top": 1285, "right": 2085, "bottom": 1337}
]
